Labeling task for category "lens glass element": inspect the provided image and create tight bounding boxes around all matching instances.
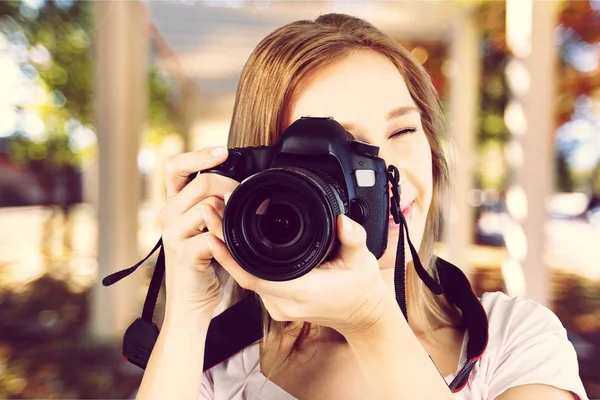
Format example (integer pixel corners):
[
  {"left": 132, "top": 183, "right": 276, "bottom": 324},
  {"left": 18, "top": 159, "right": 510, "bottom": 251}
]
[
  {"left": 255, "top": 200, "right": 302, "bottom": 246},
  {"left": 243, "top": 188, "right": 315, "bottom": 263},
  {"left": 222, "top": 168, "right": 342, "bottom": 281}
]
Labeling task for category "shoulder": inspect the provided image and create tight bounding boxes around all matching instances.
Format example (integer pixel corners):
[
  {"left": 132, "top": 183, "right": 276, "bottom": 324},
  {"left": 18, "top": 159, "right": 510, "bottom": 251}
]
[
  {"left": 479, "top": 291, "right": 563, "bottom": 337},
  {"left": 200, "top": 342, "right": 264, "bottom": 399},
  {"left": 473, "top": 291, "right": 588, "bottom": 399},
  {"left": 204, "top": 340, "right": 260, "bottom": 379}
]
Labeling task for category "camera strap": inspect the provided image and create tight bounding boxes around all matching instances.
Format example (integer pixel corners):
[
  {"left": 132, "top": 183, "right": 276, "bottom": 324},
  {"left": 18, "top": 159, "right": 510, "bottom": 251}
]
[
  {"left": 385, "top": 165, "right": 488, "bottom": 391},
  {"left": 385, "top": 165, "right": 444, "bottom": 320},
  {"left": 102, "top": 165, "right": 488, "bottom": 393}
]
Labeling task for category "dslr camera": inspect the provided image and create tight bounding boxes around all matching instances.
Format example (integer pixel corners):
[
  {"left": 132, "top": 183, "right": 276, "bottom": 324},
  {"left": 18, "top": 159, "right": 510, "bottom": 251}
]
[{"left": 199, "top": 117, "right": 390, "bottom": 281}]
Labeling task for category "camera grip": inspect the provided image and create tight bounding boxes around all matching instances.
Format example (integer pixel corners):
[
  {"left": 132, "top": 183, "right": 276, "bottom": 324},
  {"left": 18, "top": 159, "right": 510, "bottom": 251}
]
[{"left": 354, "top": 170, "right": 389, "bottom": 259}]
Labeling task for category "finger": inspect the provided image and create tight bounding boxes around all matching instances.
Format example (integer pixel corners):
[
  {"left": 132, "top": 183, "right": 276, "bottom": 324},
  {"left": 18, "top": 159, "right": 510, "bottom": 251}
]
[
  {"left": 182, "top": 232, "right": 218, "bottom": 269},
  {"left": 166, "top": 195, "right": 225, "bottom": 233},
  {"left": 207, "top": 233, "right": 319, "bottom": 299},
  {"left": 212, "top": 260, "right": 231, "bottom": 288},
  {"left": 207, "top": 196, "right": 225, "bottom": 219},
  {"left": 164, "top": 206, "right": 205, "bottom": 241},
  {"left": 213, "top": 197, "right": 226, "bottom": 218},
  {"left": 164, "top": 196, "right": 222, "bottom": 238},
  {"left": 202, "top": 203, "right": 224, "bottom": 242},
  {"left": 166, "top": 173, "right": 237, "bottom": 217},
  {"left": 335, "top": 214, "right": 368, "bottom": 265},
  {"left": 164, "top": 146, "right": 228, "bottom": 199},
  {"left": 205, "top": 235, "right": 263, "bottom": 293}
]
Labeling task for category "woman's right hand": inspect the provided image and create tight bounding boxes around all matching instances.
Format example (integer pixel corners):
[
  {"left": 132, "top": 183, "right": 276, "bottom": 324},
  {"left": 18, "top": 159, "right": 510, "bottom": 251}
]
[{"left": 159, "top": 146, "right": 239, "bottom": 320}]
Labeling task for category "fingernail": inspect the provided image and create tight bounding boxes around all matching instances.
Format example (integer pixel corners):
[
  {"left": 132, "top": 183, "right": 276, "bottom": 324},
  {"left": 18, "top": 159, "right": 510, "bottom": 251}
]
[
  {"left": 342, "top": 215, "right": 353, "bottom": 233},
  {"left": 224, "top": 192, "right": 231, "bottom": 205},
  {"left": 211, "top": 146, "right": 227, "bottom": 157}
]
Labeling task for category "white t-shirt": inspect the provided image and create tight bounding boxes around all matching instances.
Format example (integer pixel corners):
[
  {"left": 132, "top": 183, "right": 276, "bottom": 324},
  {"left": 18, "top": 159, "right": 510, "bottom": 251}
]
[{"left": 199, "top": 291, "right": 589, "bottom": 400}]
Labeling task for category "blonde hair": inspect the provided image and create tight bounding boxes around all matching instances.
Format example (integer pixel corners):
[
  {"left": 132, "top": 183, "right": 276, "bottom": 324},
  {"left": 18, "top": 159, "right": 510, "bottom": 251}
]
[{"left": 226, "top": 13, "right": 462, "bottom": 360}]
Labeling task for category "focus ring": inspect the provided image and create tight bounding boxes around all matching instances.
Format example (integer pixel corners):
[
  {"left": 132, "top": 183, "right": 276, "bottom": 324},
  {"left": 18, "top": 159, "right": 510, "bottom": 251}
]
[{"left": 280, "top": 167, "right": 343, "bottom": 216}]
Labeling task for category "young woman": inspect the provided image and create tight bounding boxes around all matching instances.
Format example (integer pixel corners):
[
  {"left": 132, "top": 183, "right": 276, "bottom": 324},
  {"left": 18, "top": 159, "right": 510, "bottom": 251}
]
[{"left": 136, "top": 13, "right": 588, "bottom": 400}]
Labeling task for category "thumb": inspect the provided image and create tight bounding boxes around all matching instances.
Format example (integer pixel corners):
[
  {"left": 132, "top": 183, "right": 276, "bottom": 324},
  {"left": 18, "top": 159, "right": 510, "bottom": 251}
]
[{"left": 335, "top": 214, "right": 368, "bottom": 264}]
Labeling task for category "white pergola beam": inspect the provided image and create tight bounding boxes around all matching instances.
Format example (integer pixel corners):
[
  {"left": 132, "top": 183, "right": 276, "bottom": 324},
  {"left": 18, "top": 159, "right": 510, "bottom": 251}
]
[
  {"left": 505, "top": 0, "right": 559, "bottom": 307},
  {"left": 443, "top": 9, "right": 480, "bottom": 277},
  {"left": 90, "top": 0, "right": 149, "bottom": 341}
]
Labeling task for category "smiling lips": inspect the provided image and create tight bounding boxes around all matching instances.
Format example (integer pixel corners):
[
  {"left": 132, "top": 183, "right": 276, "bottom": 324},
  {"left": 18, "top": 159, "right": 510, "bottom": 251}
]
[{"left": 388, "top": 199, "right": 415, "bottom": 229}]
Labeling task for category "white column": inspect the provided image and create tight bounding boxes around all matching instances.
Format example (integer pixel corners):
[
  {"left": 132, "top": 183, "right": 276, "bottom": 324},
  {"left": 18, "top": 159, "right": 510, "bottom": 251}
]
[
  {"left": 504, "top": 0, "right": 558, "bottom": 307},
  {"left": 90, "top": 0, "right": 149, "bottom": 341},
  {"left": 443, "top": 10, "right": 480, "bottom": 277}
]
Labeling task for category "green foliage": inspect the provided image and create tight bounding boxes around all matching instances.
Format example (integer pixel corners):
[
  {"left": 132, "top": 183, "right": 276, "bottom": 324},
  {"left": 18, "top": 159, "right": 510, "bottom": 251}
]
[
  {"left": 553, "top": 271, "right": 600, "bottom": 333},
  {"left": 0, "top": 0, "right": 93, "bottom": 126},
  {"left": 0, "top": 275, "right": 141, "bottom": 399},
  {"left": 473, "top": 1, "right": 600, "bottom": 195},
  {"left": 146, "top": 66, "right": 179, "bottom": 145},
  {"left": 555, "top": 148, "right": 575, "bottom": 192},
  {"left": 0, "top": 0, "right": 177, "bottom": 167},
  {"left": 472, "top": 2, "right": 511, "bottom": 191},
  {"left": 593, "top": 163, "right": 600, "bottom": 195}
]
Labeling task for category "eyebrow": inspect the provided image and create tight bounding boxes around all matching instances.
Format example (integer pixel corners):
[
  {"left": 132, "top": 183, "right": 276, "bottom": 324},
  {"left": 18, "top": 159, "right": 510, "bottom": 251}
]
[
  {"left": 340, "top": 105, "right": 420, "bottom": 132},
  {"left": 386, "top": 105, "right": 420, "bottom": 120}
]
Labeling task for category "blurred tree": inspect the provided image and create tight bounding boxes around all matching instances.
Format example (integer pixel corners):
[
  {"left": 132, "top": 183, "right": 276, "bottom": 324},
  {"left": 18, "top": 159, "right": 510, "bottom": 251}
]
[
  {"left": 0, "top": 274, "right": 143, "bottom": 399},
  {"left": 593, "top": 162, "right": 600, "bottom": 196},
  {"left": 0, "top": 0, "right": 178, "bottom": 170},
  {"left": 395, "top": 38, "right": 449, "bottom": 99},
  {"left": 556, "top": 0, "right": 600, "bottom": 127},
  {"left": 556, "top": 1, "right": 600, "bottom": 196},
  {"left": 555, "top": 148, "right": 575, "bottom": 192},
  {"left": 560, "top": 0, "right": 600, "bottom": 43},
  {"left": 472, "top": 0, "right": 600, "bottom": 195},
  {"left": 472, "top": 1, "right": 511, "bottom": 192},
  {"left": 0, "top": 3, "right": 179, "bottom": 394}
]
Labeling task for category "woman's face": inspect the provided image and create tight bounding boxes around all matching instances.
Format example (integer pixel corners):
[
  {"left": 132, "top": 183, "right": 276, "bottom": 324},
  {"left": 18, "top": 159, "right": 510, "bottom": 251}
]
[{"left": 287, "top": 50, "right": 434, "bottom": 270}]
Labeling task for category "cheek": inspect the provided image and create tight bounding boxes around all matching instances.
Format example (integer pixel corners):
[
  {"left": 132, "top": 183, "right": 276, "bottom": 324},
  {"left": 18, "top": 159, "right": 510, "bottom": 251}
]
[
  {"left": 421, "top": 151, "right": 434, "bottom": 204},
  {"left": 417, "top": 138, "right": 434, "bottom": 201},
  {"left": 407, "top": 141, "right": 434, "bottom": 241},
  {"left": 396, "top": 136, "right": 434, "bottom": 197}
]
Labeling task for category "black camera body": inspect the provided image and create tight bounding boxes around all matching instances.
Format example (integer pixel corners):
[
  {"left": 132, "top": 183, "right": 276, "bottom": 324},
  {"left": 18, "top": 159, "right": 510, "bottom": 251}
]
[{"left": 200, "top": 117, "right": 389, "bottom": 281}]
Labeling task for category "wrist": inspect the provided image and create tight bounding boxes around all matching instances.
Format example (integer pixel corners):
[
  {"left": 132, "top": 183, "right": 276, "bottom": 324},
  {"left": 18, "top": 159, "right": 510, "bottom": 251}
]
[
  {"left": 163, "top": 304, "right": 215, "bottom": 330},
  {"left": 338, "top": 280, "right": 398, "bottom": 341},
  {"left": 164, "top": 292, "right": 221, "bottom": 323}
]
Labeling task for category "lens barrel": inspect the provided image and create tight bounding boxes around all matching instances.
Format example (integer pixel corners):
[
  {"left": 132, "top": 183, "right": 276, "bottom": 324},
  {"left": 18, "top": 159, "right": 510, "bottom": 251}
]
[{"left": 222, "top": 167, "right": 345, "bottom": 281}]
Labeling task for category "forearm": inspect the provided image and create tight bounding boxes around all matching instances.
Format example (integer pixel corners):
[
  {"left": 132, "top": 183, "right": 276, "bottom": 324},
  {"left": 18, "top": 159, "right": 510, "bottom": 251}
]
[
  {"left": 136, "top": 311, "right": 212, "bottom": 400},
  {"left": 345, "top": 294, "right": 453, "bottom": 400}
]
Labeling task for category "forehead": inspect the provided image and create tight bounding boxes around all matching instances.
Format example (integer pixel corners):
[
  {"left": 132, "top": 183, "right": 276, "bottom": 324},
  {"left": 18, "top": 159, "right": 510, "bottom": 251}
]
[{"left": 288, "top": 50, "right": 416, "bottom": 126}]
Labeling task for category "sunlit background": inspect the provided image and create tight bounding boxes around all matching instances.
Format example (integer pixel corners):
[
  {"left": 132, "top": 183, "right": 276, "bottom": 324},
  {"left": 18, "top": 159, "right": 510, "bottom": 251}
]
[{"left": 0, "top": 0, "right": 599, "bottom": 398}]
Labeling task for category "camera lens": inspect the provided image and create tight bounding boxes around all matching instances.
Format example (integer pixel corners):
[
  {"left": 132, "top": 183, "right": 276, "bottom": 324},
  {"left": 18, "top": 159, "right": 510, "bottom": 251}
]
[
  {"left": 256, "top": 201, "right": 303, "bottom": 246},
  {"left": 243, "top": 192, "right": 315, "bottom": 264},
  {"left": 222, "top": 167, "right": 346, "bottom": 281}
]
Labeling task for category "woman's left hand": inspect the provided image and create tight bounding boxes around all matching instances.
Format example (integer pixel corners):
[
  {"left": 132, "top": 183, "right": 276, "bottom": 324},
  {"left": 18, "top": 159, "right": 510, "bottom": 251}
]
[{"left": 201, "top": 202, "right": 393, "bottom": 338}]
